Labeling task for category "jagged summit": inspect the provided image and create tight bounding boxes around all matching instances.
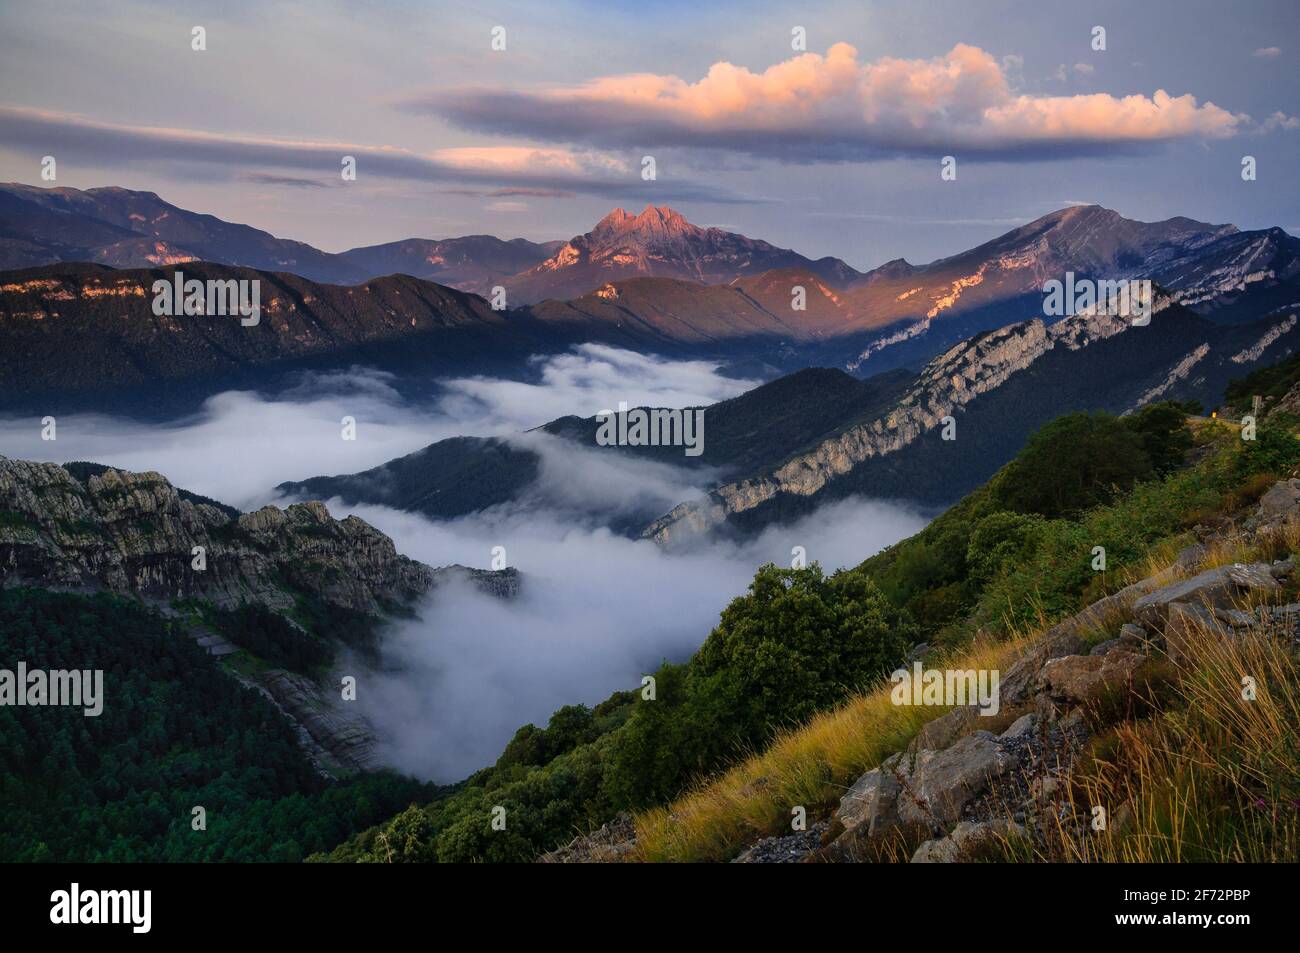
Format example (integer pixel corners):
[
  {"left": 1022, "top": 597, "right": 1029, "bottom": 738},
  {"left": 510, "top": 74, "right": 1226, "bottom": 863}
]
[
  {"left": 504, "top": 204, "right": 860, "bottom": 302},
  {"left": 593, "top": 205, "right": 693, "bottom": 235}
]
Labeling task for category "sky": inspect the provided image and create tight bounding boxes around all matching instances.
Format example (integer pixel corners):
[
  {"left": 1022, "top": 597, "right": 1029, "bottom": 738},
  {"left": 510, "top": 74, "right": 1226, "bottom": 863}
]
[{"left": 1, "top": 0, "right": 1297, "bottom": 271}]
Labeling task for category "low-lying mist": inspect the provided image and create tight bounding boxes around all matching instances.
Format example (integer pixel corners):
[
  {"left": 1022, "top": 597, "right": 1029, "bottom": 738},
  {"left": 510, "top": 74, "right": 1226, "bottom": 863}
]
[
  {"left": 0, "top": 344, "right": 929, "bottom": 782},
  {"left": 343, "top": 492, "right": 926, "bottom": 781}
]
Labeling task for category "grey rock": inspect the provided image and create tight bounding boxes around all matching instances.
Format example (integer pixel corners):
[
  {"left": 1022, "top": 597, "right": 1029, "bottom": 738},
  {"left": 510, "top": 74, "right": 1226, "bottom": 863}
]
[
  {"left": 1172, "top": 543, "right": 1208, "bottom": 573},
  {"left": 1000, "top": 574, "right": 1172, "bottom": 707},
  {"left": 1226, "top": 562, "right": 1281, "bottom": 592},
  {"left": 259, "top": 669, "right": 379, "bottom": 772},
  {"left": 999, "top": 631, "right": 1089, "bottom": 707},
  {"left": 1215, "top": 607, "right": 1258, "bottom": 628},
  {"left": 1038, "top": 650, "right": 1151, "bottom": 705},
  {"left": 910, "top": 819, "right": 1026, "bottom": 864},
  {"left": 1132, "top": 567, "right": 1237, "bottom": 628},
  {"left": 1090, "top": 638, "right": 1122, "bottom": 656},
  {"left": 896, "top": 732, "right": 1019, "bottom": 826},
  {"left": 1118, "top": 622, "right": 1155, "bottom": 647},
  {"left": 913, "top": 705, "right": 981, "bottom": 751},
  {"left": 1257, "top": 478, "right": 1300, "bottom": 522},
  {"left": 998, "top": 712, "right": 1040, "bottom": 738},
  {"left": 837, "top": 761, "right": 901, "bottom": 836},
  {"left": 1000, "top": 713, "right": 1038, "bottom": 739},
  {"left": 1164, "top": 601, "right": 1232, "bottom": 664},
  {"left": 0, "top": 455, "right": 517, "bottom": 614}
]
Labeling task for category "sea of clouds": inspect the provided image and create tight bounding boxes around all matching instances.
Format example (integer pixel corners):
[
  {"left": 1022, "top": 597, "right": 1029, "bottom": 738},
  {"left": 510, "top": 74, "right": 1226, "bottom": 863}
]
[{"left": 0, "top": 344, "right": 928, "bottom": 781}]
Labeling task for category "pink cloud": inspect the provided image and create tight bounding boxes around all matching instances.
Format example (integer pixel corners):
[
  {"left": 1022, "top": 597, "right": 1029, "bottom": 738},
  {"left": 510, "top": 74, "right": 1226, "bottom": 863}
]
[{"left": 422, "top": 43, "right": 1270, "bottom": 160}]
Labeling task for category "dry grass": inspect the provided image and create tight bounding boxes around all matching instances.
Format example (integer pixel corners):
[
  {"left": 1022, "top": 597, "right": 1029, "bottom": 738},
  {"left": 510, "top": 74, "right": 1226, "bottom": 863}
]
[
  {"left": 630, "top": 633, "right": 1027, "bottom": 863},
  {"left": 631, "top": 564, "right": 1300, "bottom": 864},
  {"left": 1029, "top": 616, "right": 1300, "bottom": 862}
]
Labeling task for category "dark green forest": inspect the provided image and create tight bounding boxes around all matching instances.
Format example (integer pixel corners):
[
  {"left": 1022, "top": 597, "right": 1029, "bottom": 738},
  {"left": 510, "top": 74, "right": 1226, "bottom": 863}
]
[{"left": 0, "top": 589, "right": 432, "bottom": 862}]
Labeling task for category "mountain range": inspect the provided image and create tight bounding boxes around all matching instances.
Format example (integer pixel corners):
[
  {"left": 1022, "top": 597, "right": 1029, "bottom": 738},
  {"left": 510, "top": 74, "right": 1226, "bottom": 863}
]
[{"left": 3, "top": 185, "right": 1299, "bottom": 416}]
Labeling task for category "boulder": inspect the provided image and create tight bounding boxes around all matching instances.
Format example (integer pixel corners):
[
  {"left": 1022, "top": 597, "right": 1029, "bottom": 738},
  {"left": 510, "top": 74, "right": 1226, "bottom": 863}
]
[
  {"left": 1131, "top": 567, "right": 1237, "bottom": 628},
  {"left": 1000, "top": 713, "right": 1038, "bottom": 739},
  {"left": 1038, "top": 650, "right": 1150, "bottom": 705},
  {"left": 1171, "top": 543, "right": 1208, "bottom": 574},
  {"left": 999, "top": 631, "right": 1088, "bottom": 706},
  {"left": 910, "top": 819, "right": 1026, "bottom": 863},
  {"left": 1226, "top": 562, "right": 1280, "bottom": 592},
  {"left": 1257, "top": 478, "right": 1300, "bottom": 522},
  {"left": 1214, "top": 607, "right": 1258, "bottom": 628},
  {"left": 1090, "top": 638, "right": 1122, "bottom": 656},
  {"left": 836, "top": 759, "right": 901, "bottom": 837},
  {"left": 913, "top": 706, "right": 981, "bottom": 751},
  {"left": 1118, "top": 622, "right": 1158, "bottom": 651},
  {"left": 896, "top": 732, "right": 1019, "bottom": 826}
]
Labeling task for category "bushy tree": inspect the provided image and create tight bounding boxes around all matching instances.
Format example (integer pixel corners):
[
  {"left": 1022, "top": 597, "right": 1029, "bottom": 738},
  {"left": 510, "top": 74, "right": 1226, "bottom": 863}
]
[
  {"left": 604, "top": 564, "right": 916, "bottom": 809},
  {"left": 965, "top": 511, "right": 1047, "bottom": 585},
  {"left": 992, "top": 411, "right": 1152, "bottom": 518}
]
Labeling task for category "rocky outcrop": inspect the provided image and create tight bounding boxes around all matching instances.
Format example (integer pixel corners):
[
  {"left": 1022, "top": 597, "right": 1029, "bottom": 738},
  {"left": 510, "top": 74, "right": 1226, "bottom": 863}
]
[
  {"left": 1, "top": 455, "right": 519, "bottom": 777},
  {"left": 230, "top": 668, "right": 377, "bottom": 775},
  {"left": 1257, "top": 479, "right": 1300, "bottom": 524},
  {"left": 0, "top": 455, "right": 513, "bottom": 613},
  {"left": 642, "top": 309, "right": 1142, "bottom": 545},
  {"left": 791, "top": 480, "right": 1300, "bottom": 864}
]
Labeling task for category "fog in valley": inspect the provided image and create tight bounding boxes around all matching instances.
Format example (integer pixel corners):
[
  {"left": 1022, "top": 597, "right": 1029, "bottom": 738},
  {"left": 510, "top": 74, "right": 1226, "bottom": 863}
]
[{"left": 0, "top": 346, "right": 928, "bottom": 780}]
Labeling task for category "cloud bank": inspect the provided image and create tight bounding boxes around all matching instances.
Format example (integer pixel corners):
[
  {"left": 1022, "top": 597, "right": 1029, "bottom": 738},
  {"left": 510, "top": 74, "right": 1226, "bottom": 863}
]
[{"left": 0, "top": 345, "right": 757, "bottom": 510}]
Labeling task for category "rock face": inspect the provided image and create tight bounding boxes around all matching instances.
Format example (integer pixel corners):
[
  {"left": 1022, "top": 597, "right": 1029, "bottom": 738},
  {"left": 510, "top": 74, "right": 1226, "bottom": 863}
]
[
  {"left": 235, "top": 669, "right": 378, "bottom": 774},
  {"left": 0, "top": 455, "right": 515, "bottom": 612},
  {"left": 1, "top": 455, "right": 519, "bottom": 777},
  {"left": 642, "top": 308, "right": 1143, "bottom": 545}
]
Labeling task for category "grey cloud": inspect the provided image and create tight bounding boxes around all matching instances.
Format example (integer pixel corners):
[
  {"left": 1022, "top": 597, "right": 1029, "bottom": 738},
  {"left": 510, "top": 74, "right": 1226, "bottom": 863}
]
[{"left": 0, "top": 105, "right": 761, "bottom": 204}]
